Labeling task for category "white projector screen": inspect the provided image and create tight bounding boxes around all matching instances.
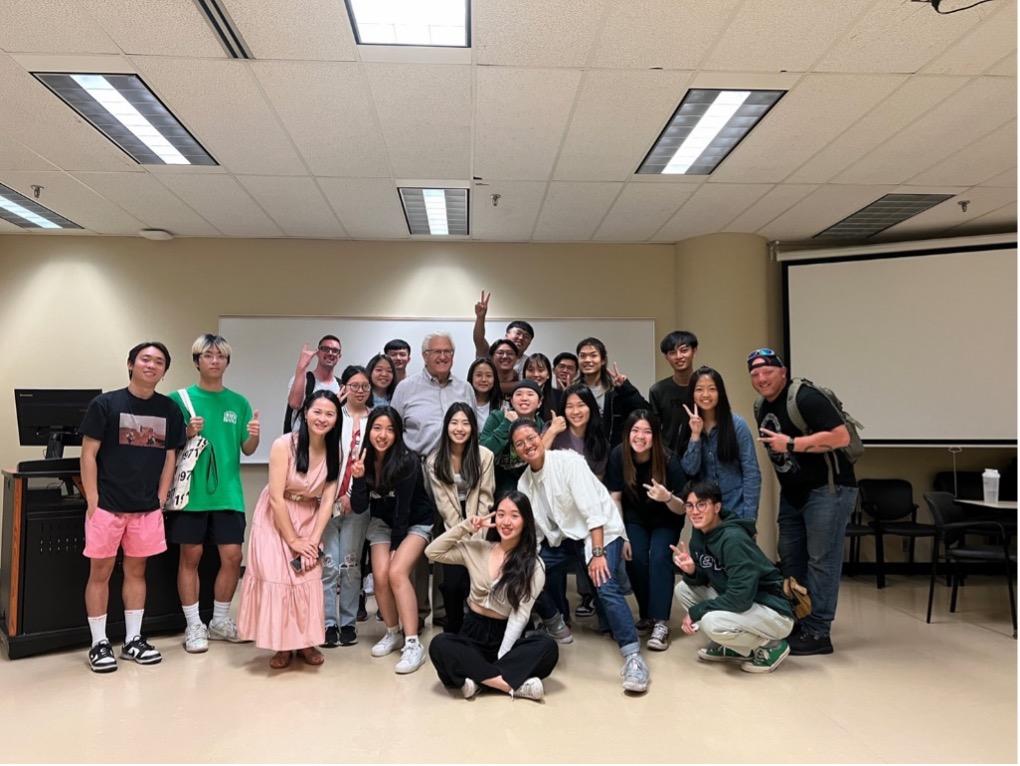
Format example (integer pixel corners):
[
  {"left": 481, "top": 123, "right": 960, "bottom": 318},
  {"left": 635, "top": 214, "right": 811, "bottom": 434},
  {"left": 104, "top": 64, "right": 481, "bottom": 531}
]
[
  {"left": 219, "top": 315, "right": 655, "bottom": 462},
  {"left": 786, "top": 244, "right": 1017, "bottom": 444}
]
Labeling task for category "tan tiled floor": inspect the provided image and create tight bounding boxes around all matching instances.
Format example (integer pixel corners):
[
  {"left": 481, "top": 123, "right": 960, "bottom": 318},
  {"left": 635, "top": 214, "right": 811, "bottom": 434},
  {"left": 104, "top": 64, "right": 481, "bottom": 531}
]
[{"left": 0, "top": 575, "right": 1015, "bottom": 763}]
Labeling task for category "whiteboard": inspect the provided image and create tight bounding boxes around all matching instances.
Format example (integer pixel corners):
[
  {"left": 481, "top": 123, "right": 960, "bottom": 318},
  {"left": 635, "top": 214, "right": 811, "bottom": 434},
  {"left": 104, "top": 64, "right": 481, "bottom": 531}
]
[{"left": 219, "top": 315, "right": 656, "bottom": 462}]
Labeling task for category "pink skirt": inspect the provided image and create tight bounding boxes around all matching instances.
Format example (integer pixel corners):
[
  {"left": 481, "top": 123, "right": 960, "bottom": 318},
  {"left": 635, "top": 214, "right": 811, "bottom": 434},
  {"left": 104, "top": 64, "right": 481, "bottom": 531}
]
[{"left": 237, "top": 488, "right": 325, "bottom": 651}]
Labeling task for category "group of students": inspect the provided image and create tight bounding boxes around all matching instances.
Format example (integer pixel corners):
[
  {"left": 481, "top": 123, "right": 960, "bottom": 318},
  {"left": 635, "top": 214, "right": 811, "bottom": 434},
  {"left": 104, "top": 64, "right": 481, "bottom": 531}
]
[{"left": 77, "top": 299, "right": 859, "bottom": 697}]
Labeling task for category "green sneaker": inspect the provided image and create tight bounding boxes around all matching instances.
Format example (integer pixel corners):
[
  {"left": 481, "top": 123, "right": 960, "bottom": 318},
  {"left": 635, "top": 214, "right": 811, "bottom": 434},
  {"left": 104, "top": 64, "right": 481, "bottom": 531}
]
[
  {"left": 741, "top": 640, "right": 791, "bottom": 673},
  {"left": 697, "top": 642, "right": 750, "bottom": 663}
]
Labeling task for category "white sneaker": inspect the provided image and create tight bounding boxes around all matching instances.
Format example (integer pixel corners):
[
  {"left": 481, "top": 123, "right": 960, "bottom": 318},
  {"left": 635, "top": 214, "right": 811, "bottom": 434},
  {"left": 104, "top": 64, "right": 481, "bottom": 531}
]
[
  {"left": 647, "top": 621, "right": 670, "bottom": 651},
  {"left": 371, "top": 630, "right": 404, "bottom": 658},
  {"left": 461, "top": 678, "right": 479, "bottom": 699},
  {"left": 364, "top": 574, "right": 375, "bottom": 596},
  {"left": 621, "top": 652, "right": 650, "bottom": 693},
  {"left": 208, "top": 616, "right": 246, "bottom": 643},
  {"left": 184, "top": 623, "right": 209, "bottom": 653},
  {"left": 394, "top": 639, "right": 426, "bottom": 674},
  {"left": 511, "top": 677, "right": 544, "bottom": 701}
]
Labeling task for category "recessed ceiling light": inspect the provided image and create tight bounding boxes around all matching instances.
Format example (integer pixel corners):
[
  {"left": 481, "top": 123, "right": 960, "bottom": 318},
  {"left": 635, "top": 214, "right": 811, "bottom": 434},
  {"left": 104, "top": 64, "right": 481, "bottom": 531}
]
[
  {"left": 345, "top": 0, "right": 470, "bottom": 47},
  {"left": 638, "top": 88, "right": 785, "bottom": 176},
  {"left": 33, "top": 73, "right": 217, "bottom": 166},
  {"left": 0, "top": 183, "right": 81, "bottom": 229},
  {"left": 814, "top": 193, "right": 955, "bottom": 239},
  {"left": 399, "top": 188, "right": 469, "bottom": 235}
]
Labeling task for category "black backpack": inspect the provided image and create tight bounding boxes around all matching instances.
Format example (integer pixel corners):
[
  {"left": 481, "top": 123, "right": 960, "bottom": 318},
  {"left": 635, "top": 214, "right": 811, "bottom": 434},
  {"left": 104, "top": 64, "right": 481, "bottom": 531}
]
[{"left": 283, "top": 371, "right": 342, "bottom": 433}]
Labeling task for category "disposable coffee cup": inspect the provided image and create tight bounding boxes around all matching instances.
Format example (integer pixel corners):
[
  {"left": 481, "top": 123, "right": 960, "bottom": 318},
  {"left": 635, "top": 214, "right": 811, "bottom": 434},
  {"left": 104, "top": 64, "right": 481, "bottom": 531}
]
[{"left": 982, "top": 469, "right": 1000, "bottom": 504}]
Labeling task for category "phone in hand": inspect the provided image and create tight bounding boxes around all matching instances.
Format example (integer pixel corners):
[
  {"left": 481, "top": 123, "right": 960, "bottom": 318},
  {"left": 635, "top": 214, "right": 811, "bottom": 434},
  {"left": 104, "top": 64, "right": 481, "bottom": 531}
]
[{"left": 290, "top": 548, "right": 324, "bottom": 572}]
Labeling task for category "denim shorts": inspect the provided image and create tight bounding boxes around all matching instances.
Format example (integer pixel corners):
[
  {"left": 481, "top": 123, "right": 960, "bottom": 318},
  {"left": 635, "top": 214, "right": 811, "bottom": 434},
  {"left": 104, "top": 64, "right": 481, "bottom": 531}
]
[{"left": 365, "top": 516, "right": 432, "bottom": 546}]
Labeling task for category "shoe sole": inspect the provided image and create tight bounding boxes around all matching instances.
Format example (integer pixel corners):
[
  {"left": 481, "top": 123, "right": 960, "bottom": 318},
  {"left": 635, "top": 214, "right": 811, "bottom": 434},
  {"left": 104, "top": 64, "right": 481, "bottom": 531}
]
[
  {"left": 395, "top": 659, "right": 425, "bottom": 674},
  {"left": 647, "top": 640, "right": 669, "bottom": 651},
  {"left": 697, "top": 651, "right": 749, "bottom": 663},
  {"left": 339, "top": 639, "right": 358, "bottom": 647},
  {"left": 208, "top": 633, "right": 247, "bottom": 643},
  {"left": 184, "top": 643, "right": 209, "bottom": 654},
  {"left": 121, "top": 654, "right": 162, "bottom": 665},
  {"left": 550, "top": 633, "right": 574, "bottom": 645},
  {"left": 88, "top": 662, "right": 117, "bottom": 673},
  {"left": 622, "top": 681, "right": 649, "bottom": 693},
  {"left": 741, "top": 644, "right": 791, "bottom": 673},
  {"left": 371, "top": 644, "right": 402, "bottom": 658}
]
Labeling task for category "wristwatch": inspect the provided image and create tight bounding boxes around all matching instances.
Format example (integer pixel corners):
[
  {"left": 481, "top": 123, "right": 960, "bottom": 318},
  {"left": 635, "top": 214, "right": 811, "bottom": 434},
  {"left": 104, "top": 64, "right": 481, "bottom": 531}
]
[
  {"left": 787, "top": 436, "right": 796, "bottom": 453},
  {"left": 591, "top": 546, "right": 605, "bottom": 557}
]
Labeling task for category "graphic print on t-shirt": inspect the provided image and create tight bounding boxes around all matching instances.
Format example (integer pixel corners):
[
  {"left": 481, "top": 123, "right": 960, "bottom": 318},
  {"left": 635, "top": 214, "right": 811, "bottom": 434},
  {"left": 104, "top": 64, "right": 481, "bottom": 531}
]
[
  {"left": 760, "top": 412, "right": 796, "bottom": 475},
  {"left": 118, "top": 413, "right": 167, "bottom": 448}
]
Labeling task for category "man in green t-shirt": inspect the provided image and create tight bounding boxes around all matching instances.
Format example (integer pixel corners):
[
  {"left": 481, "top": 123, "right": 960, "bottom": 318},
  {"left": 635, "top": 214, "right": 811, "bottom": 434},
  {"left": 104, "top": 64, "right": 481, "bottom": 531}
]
[{"left": 168, "top": 333, "right": 259, "bottom": 653}]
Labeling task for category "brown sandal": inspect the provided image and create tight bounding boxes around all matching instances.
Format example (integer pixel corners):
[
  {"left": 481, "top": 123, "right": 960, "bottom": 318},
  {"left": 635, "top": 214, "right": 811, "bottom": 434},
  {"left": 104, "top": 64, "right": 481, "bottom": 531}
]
[
  {"left": 269, "top": 651, "right": 293, "bottom": 669},
  {"left": 298, "top": 647, "right": 325, "bottom": 666}
]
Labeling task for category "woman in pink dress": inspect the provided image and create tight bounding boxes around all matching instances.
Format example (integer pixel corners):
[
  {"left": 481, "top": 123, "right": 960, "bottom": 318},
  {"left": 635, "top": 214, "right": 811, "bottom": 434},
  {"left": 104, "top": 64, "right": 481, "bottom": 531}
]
[{"left": 238, "top": 390, "right": 341, "bottom": 669}]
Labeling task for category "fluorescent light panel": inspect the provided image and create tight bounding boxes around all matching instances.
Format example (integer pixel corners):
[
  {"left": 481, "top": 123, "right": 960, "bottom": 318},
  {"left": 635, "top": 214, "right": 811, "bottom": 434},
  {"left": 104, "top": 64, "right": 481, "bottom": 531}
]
[
  {"left": 0, "top": 183, "right": 81, "bottom": 229},
  {"left": 399, "top": 188, "right": 469, "bottom": 235},
  {"left": 638, "top": 89, "right": 784, "bottom": 175},
  {"left": 814, "top": 194, "right": 955, "bottom": 240},
  {"left": 345, "top": 0, "right": 469, "bottom": 47},
  {"left": 33, "top": 73, "right": 217, "bottom": 166}
]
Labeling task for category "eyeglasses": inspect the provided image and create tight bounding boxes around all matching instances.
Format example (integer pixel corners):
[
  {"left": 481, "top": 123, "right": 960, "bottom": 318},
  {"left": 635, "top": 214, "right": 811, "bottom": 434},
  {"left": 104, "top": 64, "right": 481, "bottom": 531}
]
[
  {"left": 511, "top": 433, "right": 541, "bottom": 451},
  {"left": 493, "top": 350, "right": 517, "bottom": 358},
  {"left": 199, "top": 352, "right": 228, "bottom": 361},
  {"left": 746, "top": 347, "right": 777, "bottom": 361},
  {"left": 318, "top": 346, "right": 342, "bottom": 356},
  {"left": 347, "top": 383, "right": 370, "bottom": 392},
  {"left": 425, "top": 349, "right": 454, "bottom": 357},
  {"left": 683, "top": 499, "right": 713, "bottom": 512}
]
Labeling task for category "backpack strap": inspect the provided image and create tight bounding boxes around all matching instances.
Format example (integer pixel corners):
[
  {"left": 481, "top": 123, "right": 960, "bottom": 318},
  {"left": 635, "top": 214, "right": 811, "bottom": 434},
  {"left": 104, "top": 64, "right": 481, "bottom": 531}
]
[{"left": 788, "top": 378, "right": 839, "bottom": 493}]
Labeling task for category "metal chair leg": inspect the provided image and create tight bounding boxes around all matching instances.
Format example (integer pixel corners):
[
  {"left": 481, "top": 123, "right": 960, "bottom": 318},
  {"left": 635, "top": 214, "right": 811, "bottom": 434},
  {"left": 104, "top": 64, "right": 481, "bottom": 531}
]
[
  {"left": 927, "top": 536, "right": 939, "bottom": 624},
  {"left": 875, "top": 530, "right": 886, "bottom": 589}
]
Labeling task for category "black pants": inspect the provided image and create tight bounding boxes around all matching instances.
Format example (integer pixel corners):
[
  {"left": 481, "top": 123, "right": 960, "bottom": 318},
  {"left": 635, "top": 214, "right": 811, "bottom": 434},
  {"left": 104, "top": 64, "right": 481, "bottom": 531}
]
[
  {"left": 439, "top": 563, "right": 470, "bottom": 634},
  {"left": 429, "top": 610, "right": 559, "bottom": 691}
]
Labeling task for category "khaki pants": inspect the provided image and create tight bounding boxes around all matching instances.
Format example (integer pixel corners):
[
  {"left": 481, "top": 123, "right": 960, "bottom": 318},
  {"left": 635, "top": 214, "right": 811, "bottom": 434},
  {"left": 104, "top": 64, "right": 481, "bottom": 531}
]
[{"left": 674, "top": 581, "right": 794, "bottom": 656}]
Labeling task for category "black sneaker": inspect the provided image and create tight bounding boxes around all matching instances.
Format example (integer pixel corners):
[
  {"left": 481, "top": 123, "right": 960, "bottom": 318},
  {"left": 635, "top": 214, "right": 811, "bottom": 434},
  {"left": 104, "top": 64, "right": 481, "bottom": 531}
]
[
  {"left": 120, "top": 636, "right": 162, "bottom": 665},
  {"left": 788, "top": 631, "right": 833, "bottom": 656},
  {"left": 88, "top": 640, "right": 117, "bottom": 673},
  {"left": 574, "top": 596, "right": 595, "bottom": 618},
  {"left": 357, "top": 595, "right": 368, "bottom": 622},
  {"left": 339, "top": 625, "right": 358, "bottom": 646},
  {"left": 321, "top": 625, "right": 341, "bottom": 648}
]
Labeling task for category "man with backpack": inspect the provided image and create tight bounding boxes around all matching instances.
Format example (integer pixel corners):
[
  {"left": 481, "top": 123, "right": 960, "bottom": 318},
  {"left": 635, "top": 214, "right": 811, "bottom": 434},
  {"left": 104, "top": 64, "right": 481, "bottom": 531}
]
[
  {"left": 284, "top": 335, "right": 343, "bottom": 432},
  {"left": 747, "top": 348, "right": 859, "bottom": 656}
]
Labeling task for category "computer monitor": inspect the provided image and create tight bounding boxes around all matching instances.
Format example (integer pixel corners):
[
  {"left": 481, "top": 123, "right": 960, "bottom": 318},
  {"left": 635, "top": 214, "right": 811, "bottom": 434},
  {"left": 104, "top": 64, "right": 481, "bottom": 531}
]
[{"left": 15, "top": 389, "right": 101, "bottom": 458}]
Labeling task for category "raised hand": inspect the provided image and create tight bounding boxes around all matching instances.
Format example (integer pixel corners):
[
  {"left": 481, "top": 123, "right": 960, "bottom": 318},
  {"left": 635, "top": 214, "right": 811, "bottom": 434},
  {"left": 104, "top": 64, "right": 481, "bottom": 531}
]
[
  {"left": 669, "top": 540, "right": 695, "bottom": 574},
  {"left": 474, "top": 290, "right": 491, "bottom": 318},
  {"left": 187, "top": 416, "right": 205, "bottom": 439},
  {"left": 350, "top": 448, "right": 367, "bottom": 479},
  {"left": 247, "top": 410, "right": 260, "bottom": 439},
  {"left": 469, "top": 511, "right": 497, "bottom": 534},
  {"left": 546, "top": 409, "right": 567, "bottom": 437},
  {"left": 608, "top": 362, "right": 628, "bottom": 388},
  {"left": 504, "top": 409, "right": 519, "bottom": 423},
  {"left": 297, "top": 343, "right": 316, "bottom": 370},
  {"left": 758, "top": 427, "right": 788, "bottom": 454},
  {"left": 683, "top": 403, "right": 703, "bottom": 439},
  {"left": 643, "top": 477, "right": 672, "bottom": 504}
]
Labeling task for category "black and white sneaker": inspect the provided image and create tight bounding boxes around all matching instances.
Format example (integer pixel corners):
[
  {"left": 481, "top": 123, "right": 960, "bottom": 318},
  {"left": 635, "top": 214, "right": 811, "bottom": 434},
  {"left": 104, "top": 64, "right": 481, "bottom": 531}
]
[
  {"left": 121, "top": 636, "right": 162, "bottom": 665},
  {"left": 321, "top": 625, "right": 341, "bottom": 648},
  {"left": 88, "top": 640, "right": 118, "bottom": 673},
  {"left": 338, "top": 626, "right": 358, "bottom": 646}
]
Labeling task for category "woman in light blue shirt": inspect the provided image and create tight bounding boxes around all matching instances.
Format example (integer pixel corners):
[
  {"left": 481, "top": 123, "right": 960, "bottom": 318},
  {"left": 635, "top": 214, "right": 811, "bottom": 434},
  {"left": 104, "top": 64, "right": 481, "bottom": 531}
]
[{"left": 677, "top": 367, "right": 761, "bottom": 520}]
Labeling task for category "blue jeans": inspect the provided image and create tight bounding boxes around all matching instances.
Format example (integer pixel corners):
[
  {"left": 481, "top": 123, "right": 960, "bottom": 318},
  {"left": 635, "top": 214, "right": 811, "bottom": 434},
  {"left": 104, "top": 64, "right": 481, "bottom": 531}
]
[
  {"left": 624, "top": 522, "right": 679, "bottom": 622},
  {"left": 535, "top": 537, "right": 639, "bottom": 656},
  {"left": 777, "top": 485, "right": 858, "bottom": 637},
  {"left": 321, "top": 511, "right": 371, "bottom": 629}
]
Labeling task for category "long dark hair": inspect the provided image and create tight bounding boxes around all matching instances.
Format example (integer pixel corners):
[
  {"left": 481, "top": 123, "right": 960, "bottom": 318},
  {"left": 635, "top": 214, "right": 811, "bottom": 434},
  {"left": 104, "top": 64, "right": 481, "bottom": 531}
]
[
  {"left": 560, "top": 382, "right": 608, "bottom": 467},
  {"left": 524, "top": 352, "right": 556, "bottom": 420},
  {"left": 363, "top": 406, "right": 416, "bottom": 493},
  {"left": 296, "top": 390, "right": 342, "bottom": 482},
  {"left": 366, "top": 353, "right": 397, "bottom": 403},
  {"left": 486, "top": 490, "right": 539, "bottom": 612},
  {"left": 677, "top": 366, "right": 738, "bottom": 464},
  {"left": 467, "top": 356, "right": 502, "bottom": 406},
  {"left": 433, "top": 403, "right": 482, "bottom": 490},
  {"left": 621, "top": 410, "right": 666, "bottom": 502}
]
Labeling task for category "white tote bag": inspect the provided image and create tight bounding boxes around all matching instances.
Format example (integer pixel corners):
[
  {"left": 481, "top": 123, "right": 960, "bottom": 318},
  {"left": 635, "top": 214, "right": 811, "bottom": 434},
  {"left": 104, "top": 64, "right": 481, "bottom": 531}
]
[{"left": 165, "top": 389, "right": 210, "bottom": 511}]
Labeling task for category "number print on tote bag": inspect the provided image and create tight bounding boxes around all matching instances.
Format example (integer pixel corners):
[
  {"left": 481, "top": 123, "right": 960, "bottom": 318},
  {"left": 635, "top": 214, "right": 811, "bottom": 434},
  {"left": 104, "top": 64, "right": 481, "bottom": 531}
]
[{"left": 165, "top": 389, "right": 209, "bottom": 511}]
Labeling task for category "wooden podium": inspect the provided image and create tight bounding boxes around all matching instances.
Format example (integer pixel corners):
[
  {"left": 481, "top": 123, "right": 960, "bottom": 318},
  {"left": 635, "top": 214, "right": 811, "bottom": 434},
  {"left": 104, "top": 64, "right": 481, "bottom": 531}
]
[{"left": 1, "top": 467, "right": 219, "bottom": 659}]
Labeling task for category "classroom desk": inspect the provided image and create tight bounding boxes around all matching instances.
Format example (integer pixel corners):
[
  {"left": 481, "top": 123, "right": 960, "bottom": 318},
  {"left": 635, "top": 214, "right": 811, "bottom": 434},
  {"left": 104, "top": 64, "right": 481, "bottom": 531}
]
[{"left": 956, "top": 499, "right": 1018, "bottom": 512}]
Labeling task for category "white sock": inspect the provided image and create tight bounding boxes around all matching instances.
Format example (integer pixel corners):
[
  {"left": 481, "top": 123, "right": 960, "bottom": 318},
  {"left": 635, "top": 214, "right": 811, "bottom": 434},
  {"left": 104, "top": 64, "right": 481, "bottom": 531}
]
[
  {"left": 87, "top": 615, "right": 108, "bottom": 647},
  {"left": 212, "top": 600, "right": 231, "bottom": 624},
  {"left": 182, "top": 602, "right": 202, "bottom": 630},
  {"left": 405, "top": 634, "right": 419, "bottom": 644},
  {"left": 386, "top": 625, "right": 401, "bottom": 636},
  {"left": 124, "top": 609, "right": 144, "bottom": 642}
]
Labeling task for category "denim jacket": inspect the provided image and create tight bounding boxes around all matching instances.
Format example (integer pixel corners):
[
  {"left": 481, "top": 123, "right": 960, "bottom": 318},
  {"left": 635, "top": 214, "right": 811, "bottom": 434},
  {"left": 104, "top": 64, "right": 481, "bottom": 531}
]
[{"left": 680, "top": 413, "right": 761, "bottom": 520}]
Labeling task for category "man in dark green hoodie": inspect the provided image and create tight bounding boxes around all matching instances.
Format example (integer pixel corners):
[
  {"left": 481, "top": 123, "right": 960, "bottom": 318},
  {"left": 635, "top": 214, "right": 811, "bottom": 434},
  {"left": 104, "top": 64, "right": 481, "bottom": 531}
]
[{"left": 672, "top": 480, "right": 794, "bottom": 673}]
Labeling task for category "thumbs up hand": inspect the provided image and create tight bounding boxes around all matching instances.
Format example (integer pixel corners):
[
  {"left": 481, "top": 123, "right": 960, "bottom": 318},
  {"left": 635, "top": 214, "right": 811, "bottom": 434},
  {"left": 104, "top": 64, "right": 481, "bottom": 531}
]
[{"left": 247, "top": 410, "right": 261, "bottom": 439}]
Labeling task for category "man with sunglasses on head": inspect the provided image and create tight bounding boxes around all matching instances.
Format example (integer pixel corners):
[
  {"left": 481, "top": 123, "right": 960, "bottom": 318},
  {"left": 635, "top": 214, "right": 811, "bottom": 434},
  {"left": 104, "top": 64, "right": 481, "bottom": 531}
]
[
  {"left": 746, "top": 348, "right": 857, "bottom": 656},
  {"left": 285, "top": 335, "right": 343, "bottom": 433}
]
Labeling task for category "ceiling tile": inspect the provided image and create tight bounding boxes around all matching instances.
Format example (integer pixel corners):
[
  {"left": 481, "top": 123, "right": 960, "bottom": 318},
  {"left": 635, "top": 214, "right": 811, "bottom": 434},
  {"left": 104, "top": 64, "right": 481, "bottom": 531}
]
[
  {"left": 815, "top": 0, "right": 992, "bottom": 74},
  {"left": 474, "top": 0, "right": 608, "bottom": 67},
  {"left": 156, "top": 173, "right": 283, "bottom": 237},
  {"left": 0, "top": 170, "right": 143, "bottom": 233},
  {"left": 532, "top": 181, "right": 621, "bottom": 240},
  {"left": 711, "top": 73, "right": 906, "bottom": 183},
  {"left": 592, "top": 0, "right": 741, "bottom": 69},
  {"left": 73, "top": 171, "right": 219, "bottom": 235},
  {"left": 758, "top": 184, "right": 892, "bottom": 241},
  {"left": 981, "top": 167, "right": 1018, "bottom": 188},
  {"left": 593, "top": 182, "right": 695, "bottom": 241},
  {"left": 728, "top": 183, "right": 818, "bottom": 234},
  {"left": 554, "top": 69, "right": 691, "bottom": 182},
  {"left": 909, "top": 120, "right": 1017, "bottom": 187},
  {"left": 365, "top": 63, "right": 472, "bottom": 178},
  {"left": 81, "top": 0, "right": 226, "bottom": 57},
  {"left": 131, "top": 56, "right": 308, "bottom": 175},
  {"left": 0, "top": 1, "right": 118, "bottom": 54},
  {"left": 948, "top": 202, "right": 1016, "bottom": 235},
  {"left": 834, "top": 77, "right": 1016, "bottom": 185},
  {"left": 0, "top": 135, "right": 55, "bottom": 171},
  {"left": 252, "top": 61, "right": 391, "bottom": 177},
  {"left": 879, "top": 185, "right": 1015, "bottom": 238},
  {"left": 703, "top": 0, "right": 864, "bottom": 73},
  {"left": 987, "top": 52, "right": 1016, "bottom": 77},
  {"left": 237, "top": 175, "right": 345, "bottom": 238},
  {"left": 786, "top": 75, "right": 968, "bottom": 184},
  {"left": 922, "top": 0, "right": 1017, "bottom": 75},
  {"left": 221, "top": 0, "right": 358, "bottom": 61},
  {"left": 475, "top": 67, "right": 582, "bottom": 181},
  {"left": 470, "top": 180, "right": 547, "bottom": 241},
  {"left": 653, "top": 183, "right": 772, "bottom": 241},
  {"left": 318, "top": 177, "right": 408, "bottom": 239}
]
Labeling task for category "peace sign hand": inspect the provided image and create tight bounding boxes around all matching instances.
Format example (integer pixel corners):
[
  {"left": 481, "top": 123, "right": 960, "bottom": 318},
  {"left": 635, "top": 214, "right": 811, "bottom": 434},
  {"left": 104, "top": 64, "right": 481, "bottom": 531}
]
[
  {"left": 683, "top": 403, "right": 703, "bottom": 438},
  {"left": 474, "top": 290, "right": 491, "bottom": 318},
  {"left": 350, "top": 448, "right": 367, "bottom": 479},
  {"left": 669, "top": 540, "right": 695, "bottom": 574},
  {"left": 469, "top": 511, "right": 498, "bottom": 534},
  {"left": 758, "top": 427, "right": 787, "bottom": 454},
  {"left": 608, "top": 363, "right": 628, "bottom": 388},
  {"left": 643, "top": 478, "right": 672, "bottom": 504}
]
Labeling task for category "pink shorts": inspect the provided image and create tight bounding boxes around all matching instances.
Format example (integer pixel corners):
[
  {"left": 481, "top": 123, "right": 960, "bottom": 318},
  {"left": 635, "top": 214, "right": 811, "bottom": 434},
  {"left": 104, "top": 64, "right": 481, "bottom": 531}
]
[{"left": 84, "top": 508, "right": 167, "bottom": 559}]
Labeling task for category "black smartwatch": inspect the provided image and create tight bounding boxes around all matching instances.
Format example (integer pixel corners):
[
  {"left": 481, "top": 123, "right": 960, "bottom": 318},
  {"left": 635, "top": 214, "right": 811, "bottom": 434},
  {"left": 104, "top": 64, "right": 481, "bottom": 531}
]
[{"left": 786, "top": 436, "right": 795, "bottom": 453}]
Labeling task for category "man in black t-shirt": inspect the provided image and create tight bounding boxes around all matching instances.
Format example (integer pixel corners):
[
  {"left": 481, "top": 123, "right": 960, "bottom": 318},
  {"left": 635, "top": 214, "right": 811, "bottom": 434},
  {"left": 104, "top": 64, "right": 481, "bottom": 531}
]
[
  {"left": 747, "top": 348, "right": 857, "bottom": 657},
  {"left": 79, "top": 342, "right": 186, "bottom": 673},
  {"left": 648, "top": 330, "right": 698, "bottom": 451}
]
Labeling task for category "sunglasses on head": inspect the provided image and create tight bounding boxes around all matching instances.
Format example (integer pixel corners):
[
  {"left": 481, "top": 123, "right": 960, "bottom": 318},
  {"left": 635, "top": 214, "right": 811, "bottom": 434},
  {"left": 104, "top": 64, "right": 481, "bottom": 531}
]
[{"left": 747, "top": 347, "right": 778, "bottom": 361}]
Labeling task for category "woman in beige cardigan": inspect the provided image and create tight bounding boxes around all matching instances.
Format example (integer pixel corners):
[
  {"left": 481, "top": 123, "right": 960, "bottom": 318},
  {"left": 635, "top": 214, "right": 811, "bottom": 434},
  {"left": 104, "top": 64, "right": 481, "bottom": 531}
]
[{"left": 425, "top": 402, "right": 495, "bottom": 634}]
